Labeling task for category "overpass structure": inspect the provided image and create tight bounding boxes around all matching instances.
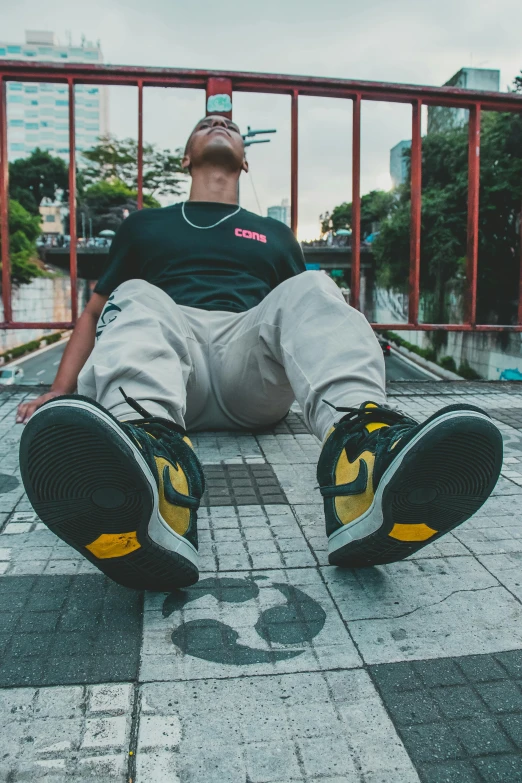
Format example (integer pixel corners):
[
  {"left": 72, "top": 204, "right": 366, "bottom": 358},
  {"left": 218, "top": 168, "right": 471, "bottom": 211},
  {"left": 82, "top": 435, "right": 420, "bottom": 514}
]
[{"left": 1, "top": 61, "right": 522, "bottom": 331}]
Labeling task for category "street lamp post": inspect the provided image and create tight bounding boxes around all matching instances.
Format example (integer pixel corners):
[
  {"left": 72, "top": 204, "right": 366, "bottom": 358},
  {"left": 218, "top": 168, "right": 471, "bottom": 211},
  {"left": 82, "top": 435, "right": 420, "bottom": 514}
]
[{"left": 239, "top": 126, "right": 277, "bottom": 207}]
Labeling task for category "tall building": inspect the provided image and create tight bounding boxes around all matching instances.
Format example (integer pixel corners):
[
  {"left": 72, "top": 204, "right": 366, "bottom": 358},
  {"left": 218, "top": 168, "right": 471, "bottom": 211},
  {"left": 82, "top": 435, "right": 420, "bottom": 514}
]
[
  {"left": 428, "top": 68, "right": 500, "bottom": 134},
  {"left": 0, "top": 31, "right": 109, "bottom": 162},
  {"left": 390, "top": 139, "right": 412, "bottom": 188},
  {"left": 267, "top": 198, "right": 290, "bottom": 227}
]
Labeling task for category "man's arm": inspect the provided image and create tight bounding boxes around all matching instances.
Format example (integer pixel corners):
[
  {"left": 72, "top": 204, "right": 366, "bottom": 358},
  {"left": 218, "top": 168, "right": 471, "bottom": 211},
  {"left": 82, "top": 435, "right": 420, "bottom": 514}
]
[{"left": 16, "top": 292, "right": 108, "bottom": 424}]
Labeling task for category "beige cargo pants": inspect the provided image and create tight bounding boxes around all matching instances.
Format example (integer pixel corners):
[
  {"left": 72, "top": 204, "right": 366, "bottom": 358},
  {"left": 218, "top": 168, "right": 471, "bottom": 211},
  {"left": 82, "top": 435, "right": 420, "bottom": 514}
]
[{"left": 78, "top": 271, "right": 385, "bottom": 441}]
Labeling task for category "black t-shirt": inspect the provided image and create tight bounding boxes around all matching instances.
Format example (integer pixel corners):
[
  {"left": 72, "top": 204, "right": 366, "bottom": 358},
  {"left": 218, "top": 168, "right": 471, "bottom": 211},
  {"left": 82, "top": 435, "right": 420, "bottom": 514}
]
[{"left": 94, "top": 202, "right": 306, "bottom": 313}]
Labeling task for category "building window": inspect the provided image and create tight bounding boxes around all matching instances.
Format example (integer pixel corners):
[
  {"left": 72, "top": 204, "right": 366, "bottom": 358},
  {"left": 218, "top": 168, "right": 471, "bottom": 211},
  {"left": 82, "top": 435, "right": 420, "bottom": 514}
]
[
  {"left": 23, "top": 51, "right": 36, "bottom": 57},
  {"left": 9, "top": 119, "right": 24, "bottom": 128},
  {"left": 7, "top": 46, "right": 21, "bottom": 54},
  {"left": 10, "top": 143, "right": 24, "bottom": 151},
  {"left": 9, "top": 82, "right": 23, "bottom": 91},
  {"left": 0, "top": 49, "right": 6, "bottom": 56},
  {"left": 25, "top": 85, "right": 38, "bottom": 93},
  {"left": 56, "top": 100, "right": 68, "bottom": 106},
  {"left": 30, "top": 100, "right": 38, "bottom": 106},
  {"left": 9, "top": 95, "right": 23, "bottom": 103},
  {"left": 45, "top": 215, "right": 56, "bottom": 223},
  {"left": 26, "top": 122, "right": 39, "bottom": 130},
  {"left": 60, "top": 52, "right": 68, "bottom": 58}
]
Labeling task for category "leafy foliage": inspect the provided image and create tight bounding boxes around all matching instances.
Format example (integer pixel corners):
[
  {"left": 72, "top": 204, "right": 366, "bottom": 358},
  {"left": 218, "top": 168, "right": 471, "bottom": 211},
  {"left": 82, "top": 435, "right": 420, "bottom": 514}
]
[
  {"left": 320, "top": 190, "right": 397, "bottom": 237},
  {"left": 374, "top": 109, "right": 522, "bottom": 323},
  {"left": 2, "top": 200, "right": 44, "bottom": 285},
  {"left": 75, "top": 179, "right": 160, "bottom": 236},
  {"left": 81, "top": 135, "right": 186, "bottom": 198},
  {"left": 9, "top": 148, "right": 68, "bottom": 215}
]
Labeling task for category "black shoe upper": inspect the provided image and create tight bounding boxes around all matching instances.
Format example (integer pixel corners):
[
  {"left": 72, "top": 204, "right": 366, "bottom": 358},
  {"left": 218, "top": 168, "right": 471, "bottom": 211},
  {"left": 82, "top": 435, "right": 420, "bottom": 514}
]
[
  {"left": 317, "top": 402, "right": 419, "bottom": 500},
  {"left": 118, "top": 389, "right": 205, "bottom": 549}
]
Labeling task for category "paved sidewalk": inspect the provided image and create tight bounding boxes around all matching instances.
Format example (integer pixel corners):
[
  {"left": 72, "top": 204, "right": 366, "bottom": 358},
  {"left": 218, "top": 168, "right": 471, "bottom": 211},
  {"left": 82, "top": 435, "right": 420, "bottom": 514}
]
[{"left": 1, "top": 382, "right": 522, "bottom": 782}]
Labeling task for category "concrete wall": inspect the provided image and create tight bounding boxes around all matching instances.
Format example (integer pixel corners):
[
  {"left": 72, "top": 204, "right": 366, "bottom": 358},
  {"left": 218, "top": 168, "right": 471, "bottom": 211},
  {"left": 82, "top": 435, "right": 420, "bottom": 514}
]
[
  {"left": 0, "top": 277, "right": 89, "bottom": 353},
  {"left": 373, "top": 285, "right": 522, "bottom": 380}
]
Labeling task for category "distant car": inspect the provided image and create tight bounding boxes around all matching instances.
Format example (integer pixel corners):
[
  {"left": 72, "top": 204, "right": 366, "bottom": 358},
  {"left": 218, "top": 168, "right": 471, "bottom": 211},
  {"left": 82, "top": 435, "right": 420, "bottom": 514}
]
[
  {"left": 377, "top": 336, "right": 391, "bottom": 356},
  {"left": 0, "top": 367, "right": 24, "bottom": 385}
]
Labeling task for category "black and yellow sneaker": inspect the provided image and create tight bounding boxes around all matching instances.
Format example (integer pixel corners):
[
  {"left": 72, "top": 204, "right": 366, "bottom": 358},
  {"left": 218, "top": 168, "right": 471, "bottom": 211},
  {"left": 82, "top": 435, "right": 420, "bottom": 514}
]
[
  {"left": 317, "top": 401, "right": 503, "bottom": 567},
  {"left": 19, "top": 390, "right": 205, "bottom": 591}
]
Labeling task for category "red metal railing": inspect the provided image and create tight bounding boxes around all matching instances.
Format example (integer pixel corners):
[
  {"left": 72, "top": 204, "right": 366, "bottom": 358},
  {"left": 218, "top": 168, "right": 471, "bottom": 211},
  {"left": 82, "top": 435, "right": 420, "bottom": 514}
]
[{"left": 1, "top": 61, "right": 522, "bottom": 331}]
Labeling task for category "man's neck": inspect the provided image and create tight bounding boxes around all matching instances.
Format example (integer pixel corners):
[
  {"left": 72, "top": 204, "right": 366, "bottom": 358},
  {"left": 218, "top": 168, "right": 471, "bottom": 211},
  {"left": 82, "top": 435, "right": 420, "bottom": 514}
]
[{"left": 188, "top": 165, "right": 239, "bottom": 205}]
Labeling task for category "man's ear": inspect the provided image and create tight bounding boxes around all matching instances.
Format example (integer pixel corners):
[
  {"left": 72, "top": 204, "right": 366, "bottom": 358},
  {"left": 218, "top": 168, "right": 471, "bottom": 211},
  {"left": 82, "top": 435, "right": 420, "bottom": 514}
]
[
  {"left": 242, "top": 157, "right": 249, "bottom": 174},
  {"left": 181, "top": 153, "right": 191, "bottom": 172}
]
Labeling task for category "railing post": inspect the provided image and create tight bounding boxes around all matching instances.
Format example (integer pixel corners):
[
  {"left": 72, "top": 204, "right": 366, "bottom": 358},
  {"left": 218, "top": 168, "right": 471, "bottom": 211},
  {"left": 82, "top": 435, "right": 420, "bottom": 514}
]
[
  {"left": 205, "top": 77, "right": 233, "bottom": 118},
  {"left": 137, "top": 79, "right": 144, "bottom": 210},
  {"left": 351, "top": 94, "right": 361, "bottom": 310},
  {"left": 408, "top": 98, "right": 422, "bottom": 324},
  {"left": 518, "top": 204, "right": 522, "bottom": 325},
  {"left": 0, "top": 76, "right": 12, "bottom": 324},
  {"left": 68, "top": 78, "right": 78, "bottom": 324},
  {"left": 465, "top": 103, "right": 480, "bottom": 326},
  {"left": 290, "top": 90, "right": 298, "bottom": 236}
]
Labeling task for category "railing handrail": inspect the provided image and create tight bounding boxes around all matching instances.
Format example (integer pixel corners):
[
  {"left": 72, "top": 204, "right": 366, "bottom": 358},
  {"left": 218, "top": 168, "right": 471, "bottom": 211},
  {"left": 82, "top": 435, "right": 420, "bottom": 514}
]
[{"left": 1, "top": 60, "right": 522, "bottom": 111}]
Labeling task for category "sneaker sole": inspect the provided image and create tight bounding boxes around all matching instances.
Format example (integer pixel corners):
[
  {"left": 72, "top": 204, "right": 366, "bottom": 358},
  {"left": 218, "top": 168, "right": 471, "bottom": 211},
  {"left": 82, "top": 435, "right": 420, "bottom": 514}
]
[
  {"left": 19, "top": 398, "right": 199, "bottom": 591},
  {"left": 328, "top": 410, "right": 503, "bottom": 567}
]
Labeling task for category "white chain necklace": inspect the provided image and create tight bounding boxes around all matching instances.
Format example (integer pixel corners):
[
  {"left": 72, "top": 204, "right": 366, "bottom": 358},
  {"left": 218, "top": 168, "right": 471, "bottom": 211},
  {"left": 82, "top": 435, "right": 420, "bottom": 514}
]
[{"left": 181, "top": 201, "right": 241, "bottom": 230}]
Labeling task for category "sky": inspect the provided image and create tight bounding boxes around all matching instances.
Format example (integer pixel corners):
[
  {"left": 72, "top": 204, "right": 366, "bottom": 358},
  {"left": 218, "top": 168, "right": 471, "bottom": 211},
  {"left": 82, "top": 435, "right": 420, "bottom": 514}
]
[{"left": 3, "top": 0, "right": 522, "bottom": 239}]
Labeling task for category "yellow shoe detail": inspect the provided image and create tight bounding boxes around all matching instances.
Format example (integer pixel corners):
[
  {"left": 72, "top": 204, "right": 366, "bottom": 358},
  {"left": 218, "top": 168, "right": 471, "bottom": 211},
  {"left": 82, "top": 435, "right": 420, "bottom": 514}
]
[
  {"left": 156, "top": 456, "right": 191, "bottom": 537},
  {"left": 86, "top": 531, "right": 141, "bottom": 559},
  {"left": 334, "top": 449, "right": 376, "bottom": 525},
  {"left": 366, "top": 421, "right": 388, "bottom": 433},
  {"left": 323, "top": 426, "right": 336, "bottom": 444},
  {"left": 362, "top": 404, "right": 389, "bottom": 433},
  {"left": 389, "top": 523, "right": 437, "bottom": 541}
]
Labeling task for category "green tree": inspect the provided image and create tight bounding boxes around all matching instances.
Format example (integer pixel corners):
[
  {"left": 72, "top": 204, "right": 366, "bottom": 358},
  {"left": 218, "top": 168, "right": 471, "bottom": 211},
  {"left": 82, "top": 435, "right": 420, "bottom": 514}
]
[
  {"left": 75, "top": 179, "right": 160, "bottom": 235},
  {"left": 374, "top": 108, "right": 522, "bottom": 323},
  {"left": 81, "top": 135, "right": 185, "bottom": 198},
  {"left": 9, "top": 148, "right": 69, "bottom": 215},
  {"left": 0, "top": 200, "right": 44, "bottom": 285},
  {"left": 320, "top": 190, "right": 397, "bottom": 237}
]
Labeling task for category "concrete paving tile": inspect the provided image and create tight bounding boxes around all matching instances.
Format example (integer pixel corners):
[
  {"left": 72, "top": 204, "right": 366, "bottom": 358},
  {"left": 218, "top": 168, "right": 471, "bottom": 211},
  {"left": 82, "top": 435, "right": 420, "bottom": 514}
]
[
  {"left": 270, "top": 463, "right": 317, "bottom": 504},
  {"left": 477, "top": 552, "right": 522, "bottom": 602},
  {"left": 323, "top": 557, "right": 522, "bottom": 664},
  {"left": 140, "top": 669, "right": 418, "bottom": 783},
  {"left": 137, "top": 714, "right": 181, "bottom": 750},
  {"left": 1, "top": 385, "right": 522, "bottom": 781},
  {"left": 0, "top": 684, "right": 133, "bottom": 781},
  {"left": 140, "top": 568, "right": 361, "bottom": 682},
  {"left": 135, "top": 752, "right": 181, "bottom": 783}
]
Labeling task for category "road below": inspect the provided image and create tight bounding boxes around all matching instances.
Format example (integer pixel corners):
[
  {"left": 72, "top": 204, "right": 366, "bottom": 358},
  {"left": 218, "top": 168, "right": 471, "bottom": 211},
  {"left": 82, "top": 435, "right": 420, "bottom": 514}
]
[
  {"left": 8, "top": 337, "right": 434, "bottom": 388},
  {"left": 384, "top": 351, "right": 435, "bottom": 381},
  {"left": 12, "top": 339, "right": 68, "bottom": 386}
]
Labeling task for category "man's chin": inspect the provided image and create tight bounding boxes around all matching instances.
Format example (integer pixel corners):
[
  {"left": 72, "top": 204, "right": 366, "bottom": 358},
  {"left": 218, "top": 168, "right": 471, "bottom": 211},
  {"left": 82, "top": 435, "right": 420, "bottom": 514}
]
[{"left": 198, "top": 143, "right": 242, "bottom": 172}]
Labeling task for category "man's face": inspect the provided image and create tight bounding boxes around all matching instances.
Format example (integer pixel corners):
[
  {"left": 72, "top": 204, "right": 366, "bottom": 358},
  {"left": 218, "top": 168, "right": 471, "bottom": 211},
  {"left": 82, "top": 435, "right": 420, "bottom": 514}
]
[{"left": 182, "top": 116, "right": 248, "bottom": 174}]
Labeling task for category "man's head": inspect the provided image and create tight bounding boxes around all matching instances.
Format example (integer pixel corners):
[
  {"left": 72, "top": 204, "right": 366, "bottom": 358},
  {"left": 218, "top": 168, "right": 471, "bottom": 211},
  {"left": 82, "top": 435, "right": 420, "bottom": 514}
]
[{"left": 182, "top": 115, "right": 248, "bottom": 177}]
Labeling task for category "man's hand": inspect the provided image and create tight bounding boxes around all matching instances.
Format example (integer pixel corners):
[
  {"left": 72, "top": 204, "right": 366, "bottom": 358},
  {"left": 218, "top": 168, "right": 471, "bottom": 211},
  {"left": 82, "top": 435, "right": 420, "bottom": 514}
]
[
  {"left": 15, "top": 292, "right": 108, "bottom": 426},
  {"left": 17, "top": 390, "right": 67, "bottom": 424}
]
